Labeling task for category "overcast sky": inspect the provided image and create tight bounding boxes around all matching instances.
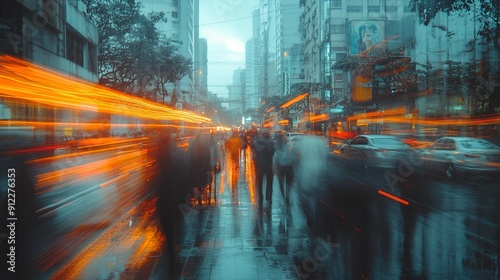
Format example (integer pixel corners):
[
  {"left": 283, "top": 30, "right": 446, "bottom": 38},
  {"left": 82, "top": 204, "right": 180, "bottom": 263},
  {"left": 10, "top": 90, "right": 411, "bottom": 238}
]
[{"left": 199, "top": 0, "right": 259, "bottom": 98}]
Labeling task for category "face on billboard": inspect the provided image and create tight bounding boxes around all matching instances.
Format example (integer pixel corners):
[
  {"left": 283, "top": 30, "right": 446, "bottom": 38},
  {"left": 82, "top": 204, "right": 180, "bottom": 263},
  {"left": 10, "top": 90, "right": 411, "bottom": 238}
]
[{"left": 352, "top": 21, "right": 383, "bottom": 54}]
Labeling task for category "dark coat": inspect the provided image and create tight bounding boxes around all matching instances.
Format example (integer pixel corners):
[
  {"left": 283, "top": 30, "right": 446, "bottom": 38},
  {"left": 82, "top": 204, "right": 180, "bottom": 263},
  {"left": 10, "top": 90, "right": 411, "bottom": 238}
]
[{"left": 251, "top": 134, "right": 275, "bottom": 172}]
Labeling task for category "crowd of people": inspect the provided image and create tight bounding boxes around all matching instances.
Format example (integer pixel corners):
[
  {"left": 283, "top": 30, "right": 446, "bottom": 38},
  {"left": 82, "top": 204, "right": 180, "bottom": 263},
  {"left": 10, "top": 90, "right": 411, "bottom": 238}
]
[{"left": 154, "top": 128, "right": 328, "bottom": 273}]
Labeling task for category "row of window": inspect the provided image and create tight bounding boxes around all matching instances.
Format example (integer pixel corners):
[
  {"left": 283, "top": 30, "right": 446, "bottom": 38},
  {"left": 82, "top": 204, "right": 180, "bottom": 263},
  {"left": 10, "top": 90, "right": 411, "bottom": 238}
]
[{"left": 331, "top": 1, "right": 412, "bottom": 13}]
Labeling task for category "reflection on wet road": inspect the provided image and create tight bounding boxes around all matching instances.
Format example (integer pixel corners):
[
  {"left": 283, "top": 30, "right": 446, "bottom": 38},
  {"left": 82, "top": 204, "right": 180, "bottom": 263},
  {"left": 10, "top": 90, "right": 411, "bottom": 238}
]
[
  {"left": 3, "top": 144, "right": 499, "bottom": 279},
  {"left": 313, "top": 159, "right": 500, "bottom": 279}
]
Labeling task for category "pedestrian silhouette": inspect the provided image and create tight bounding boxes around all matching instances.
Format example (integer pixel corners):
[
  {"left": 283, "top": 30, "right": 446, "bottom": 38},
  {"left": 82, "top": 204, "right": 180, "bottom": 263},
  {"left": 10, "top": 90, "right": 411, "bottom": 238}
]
[
  {"left": 273, "top": 132, "right": 295, "bottom": 206},
  {"left": 156, "top": 131, "right": 190, "bottom": 275},
  {"left": 251, "top": 129, "right": 275, "bottom": 205}
]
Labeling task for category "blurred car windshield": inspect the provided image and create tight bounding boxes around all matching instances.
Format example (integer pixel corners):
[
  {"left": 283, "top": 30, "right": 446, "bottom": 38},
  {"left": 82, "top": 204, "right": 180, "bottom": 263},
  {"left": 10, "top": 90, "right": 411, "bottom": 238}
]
[
  {"left": 458, "top": 139, "right": 499, "bottom": 149},
  {"left": 371, "top": 138, "right": 405, "bottom": 145}
]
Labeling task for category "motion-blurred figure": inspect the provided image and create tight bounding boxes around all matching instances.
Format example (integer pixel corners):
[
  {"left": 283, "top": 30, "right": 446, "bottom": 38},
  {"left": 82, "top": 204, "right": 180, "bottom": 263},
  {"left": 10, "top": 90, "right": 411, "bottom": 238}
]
[
  {"left": 188, "top": 132, "right": 221, "bottom": 205},
  {"left": 293, "top": 135, "right": 329, "bottom": 228},
  {"left": 226, "top": 131, "right": 243, "bottom": 167},
  {"left": 273, "top": 132, "right": 295, "bottom": 205},
  {"left": 251, "top": 129, "right": 275, "bottom": 205},
  {"left": 156, "top": 131, "right": 190, "bottom": 274}
]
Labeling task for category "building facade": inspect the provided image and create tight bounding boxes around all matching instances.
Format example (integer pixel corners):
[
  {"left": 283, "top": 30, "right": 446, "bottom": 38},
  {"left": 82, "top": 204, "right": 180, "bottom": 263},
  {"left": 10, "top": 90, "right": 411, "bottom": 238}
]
[
  {"left": 0, "top": 0, "right": 98, "bottom": 81},
  {"left": 0, "top": 0, "right": 99, "bottom": 142},
  {"left": 245, "top": 9, "right": 262, "bottom": 111},
  {"left": 141, "top": 0, "right": 201, "bottom": 105},
  {"left": 227, "top": 68, "right": 246, "bottom": 115}
]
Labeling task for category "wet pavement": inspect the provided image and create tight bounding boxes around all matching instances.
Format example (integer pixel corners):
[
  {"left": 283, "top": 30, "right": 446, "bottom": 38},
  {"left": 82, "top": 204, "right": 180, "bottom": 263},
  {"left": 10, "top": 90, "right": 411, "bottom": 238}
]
[
  {"left": 2, "top": 141, "right": 499, "bottom": 279},
  {"left": 147, "top": 150, "right": 332, "bottom": 279}
]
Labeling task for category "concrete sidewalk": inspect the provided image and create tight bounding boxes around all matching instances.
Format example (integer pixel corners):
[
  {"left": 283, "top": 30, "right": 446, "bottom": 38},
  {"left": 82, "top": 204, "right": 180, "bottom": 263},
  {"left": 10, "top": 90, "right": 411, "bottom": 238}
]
[{"left": 149, "top": 152, "right": 339, "bottom": 279}]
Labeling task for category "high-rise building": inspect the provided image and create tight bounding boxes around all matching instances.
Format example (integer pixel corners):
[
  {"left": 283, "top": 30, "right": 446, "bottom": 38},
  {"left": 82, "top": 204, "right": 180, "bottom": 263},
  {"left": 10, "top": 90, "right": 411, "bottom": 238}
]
[
  {"left": 0, "top": 0, "right": 99, "bottom": 140},
  {"left": 245, "top": 9, "right": 262, "bottom": 110},
  {"left": 259, "top": 0, "right": 304, "bottom": 99},
  {"left": 0, "top": 0, "right": 98, "bottom": 82},
  {"left": 227, "top": 68, "right": 246, "bottom": 114},
  {"left": 246, "top": 37, "right": 260, "bottom": 110},
  {"left": 300, "top": 0, "right": 416, "bottom": 104},
  {"left": 141, "top": 0, "right": 201, "bottom": 105}
]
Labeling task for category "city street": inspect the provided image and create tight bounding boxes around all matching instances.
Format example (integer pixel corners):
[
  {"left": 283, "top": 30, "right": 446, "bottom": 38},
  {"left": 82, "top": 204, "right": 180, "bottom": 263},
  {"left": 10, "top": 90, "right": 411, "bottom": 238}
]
[{"left": 1, "top": 145, "right": 499, "bottom": 279}]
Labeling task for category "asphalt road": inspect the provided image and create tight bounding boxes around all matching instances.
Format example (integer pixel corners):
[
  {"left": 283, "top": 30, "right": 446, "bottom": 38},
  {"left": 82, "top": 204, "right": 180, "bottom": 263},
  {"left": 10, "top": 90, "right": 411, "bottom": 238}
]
[{"left": 1, "top": 146, "right": 498, "bottom": 279}]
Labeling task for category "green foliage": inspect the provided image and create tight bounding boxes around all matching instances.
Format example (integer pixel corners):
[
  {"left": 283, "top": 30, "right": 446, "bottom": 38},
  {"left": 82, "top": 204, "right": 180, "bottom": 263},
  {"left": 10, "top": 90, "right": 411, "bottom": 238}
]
[
  {"left": 332, "top": 46, "right": 418, "bottom": 95},
  {"left": 411, "top": 0, "right": 500, "bottom": 50},
  {"left": 290, "top": 82, "right": 322, "bottom": 96},
  {"left": 82, "top": 0, "right": 191, "bottom": 102},
  {"left": 260, "top": 95, "right": 286, "bottom": 111}
]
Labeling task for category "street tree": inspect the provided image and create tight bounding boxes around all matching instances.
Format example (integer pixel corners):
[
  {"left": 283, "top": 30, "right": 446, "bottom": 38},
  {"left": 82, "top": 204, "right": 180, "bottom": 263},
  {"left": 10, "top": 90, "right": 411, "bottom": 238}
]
[
  {"left": 82, "top": 0, "right": 191, "bottom": 102},
  {"left": 410, "top": 0, "right": 500, "bottom": 51},
  {"left": 154, "top": 41, "right": 192, "bottom": 106},
  {"left": 290, "top": 82, "right": 322, "bottom": 96},
  {"left": 332, "top": 45, "right": 418, "bottom": 100}
]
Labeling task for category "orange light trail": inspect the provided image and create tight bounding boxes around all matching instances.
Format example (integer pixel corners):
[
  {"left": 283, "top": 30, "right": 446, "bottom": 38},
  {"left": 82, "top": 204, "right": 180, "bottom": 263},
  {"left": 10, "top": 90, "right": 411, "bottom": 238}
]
[
  {"left": 0, "top": 120, "right": 218, "bottom": 132},
  {"left": 378, "top": 190, "right": 409, "bottom": 205},
  {"left": 280, "top": 93, "right": 308, "bottom": 109},
  {"left": 0, "top": 55, "right": 211, "bottom": 124},
  {"left": 309, "top": 113, "right": 330, "bottom": 123},
  {"left": 345, "top": 106, "right": 500, "bottom": 128},
  {"left": 346, "top": 107, "right": 406, "bottom": 121},
  {"left": 278, "top": 119, "right": 289, "bottom": 126},
  {"left": 245, "top": 147, "right": 256, "bottom": 205}
]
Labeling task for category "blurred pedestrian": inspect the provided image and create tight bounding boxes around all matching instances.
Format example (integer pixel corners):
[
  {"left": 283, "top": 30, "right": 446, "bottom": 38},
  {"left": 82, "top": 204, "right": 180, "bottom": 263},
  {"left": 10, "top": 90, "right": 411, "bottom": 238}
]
[
  {"left": 273, "top": 132, "right": 295, "bottom": 205},
  {"left": 251, "top": 129, "right": 275, "bottom": 205},
  {"left": 156, "top": 131, "right": 189, "bottom": 274},
  {"left": 293, "top": 135, "right": 329, "bottom": 229},
  {"left": 225, "top": 131, "right": 243, "bottom": 167},
  {"left": 188, "top": 132, "right": 221, "bottom": 205}
]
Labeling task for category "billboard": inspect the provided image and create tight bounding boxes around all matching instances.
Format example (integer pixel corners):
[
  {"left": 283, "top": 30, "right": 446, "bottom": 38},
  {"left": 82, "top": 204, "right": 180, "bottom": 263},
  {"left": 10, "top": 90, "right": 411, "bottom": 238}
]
[{"left": 350, "top": 20, "right": 385, "bottom": 55}]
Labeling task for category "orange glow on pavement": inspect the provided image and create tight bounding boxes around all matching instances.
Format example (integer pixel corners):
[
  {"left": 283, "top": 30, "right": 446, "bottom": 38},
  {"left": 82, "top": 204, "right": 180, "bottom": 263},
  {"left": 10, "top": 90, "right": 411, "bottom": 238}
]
[
  {"left": 49, "top": 198, "right": 162, "bottom": 279},
  {"left": 245, "top": 147, "right": 256, "bottom": 205}
]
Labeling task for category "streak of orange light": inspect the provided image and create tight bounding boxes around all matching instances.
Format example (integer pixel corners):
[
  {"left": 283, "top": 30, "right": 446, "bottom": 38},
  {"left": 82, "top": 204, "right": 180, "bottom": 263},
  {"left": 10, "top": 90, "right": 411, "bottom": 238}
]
[
  {"left": 280, "top": 93, "right": 309, "bottom": 109},
  {"left": 266, "top": 106, "right": 276, "bottom": 113},
  {"left": 50, "top": 198, "right": 160, "bottom": 279},
  {"left": 278, "top": 119, "right": 289, "bottom": 126},
  {"left": 100, "top": 172, "right": 130, "bottom": 188},
  {"left": 263, "top": 122, "right": 273, "bottom": 128},
  {"left": 245, "top": 147, "right": 256, "bottom": 205},
  {"left": 33, "top": 141, "right": 147, "bottom": 191},
  {"left": 218, "top": 163, "right": 225, "bottom": 198},
  {"left": 358, "top": 115, "right": 500, "bottom": 127},
  {"left": 346, "top": 107, "right": 406, "bottom": 121},
  {"left": 309, "top": 113, "right": 330, "bottom": 123},
  {"left": 30, "top": 137, "right": 144, "bottom": 164},
  {"left": 0, "top": 120, "right": 219, "bottom": 132},
  {"left": 0, "top": 55, "right": 211, "bottom": 124},
  {"left": 378, "top": 190, "right": 409, "bottom": 205},
  {"left": 33, "top": 222, "right": 111, "bottom": 272}
]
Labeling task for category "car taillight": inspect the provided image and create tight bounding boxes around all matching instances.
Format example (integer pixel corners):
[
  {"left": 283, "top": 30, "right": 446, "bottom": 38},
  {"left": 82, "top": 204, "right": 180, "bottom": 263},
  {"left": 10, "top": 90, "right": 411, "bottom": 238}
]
[{"left": 464, "top": 154, "right": 480, "bottom": 158}]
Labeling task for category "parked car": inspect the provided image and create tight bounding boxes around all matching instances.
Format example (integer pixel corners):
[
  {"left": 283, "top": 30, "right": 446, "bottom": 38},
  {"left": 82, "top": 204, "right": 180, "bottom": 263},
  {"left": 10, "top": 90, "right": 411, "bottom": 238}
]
[
  {"left": 417, "top": 136, "right": 500, "bottom": 180},
  {"left": 339, "top": 135, "right": 411, "bottom": 170}
]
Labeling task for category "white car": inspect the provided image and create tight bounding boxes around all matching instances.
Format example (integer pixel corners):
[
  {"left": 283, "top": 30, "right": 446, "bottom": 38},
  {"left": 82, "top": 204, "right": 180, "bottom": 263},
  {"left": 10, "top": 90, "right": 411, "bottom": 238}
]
[
  {"left": 418, "top": 136, "right": 500, "bottom": 180},
  {"left": 339, "top": 135, "right": 412, "bottom": 170}
]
